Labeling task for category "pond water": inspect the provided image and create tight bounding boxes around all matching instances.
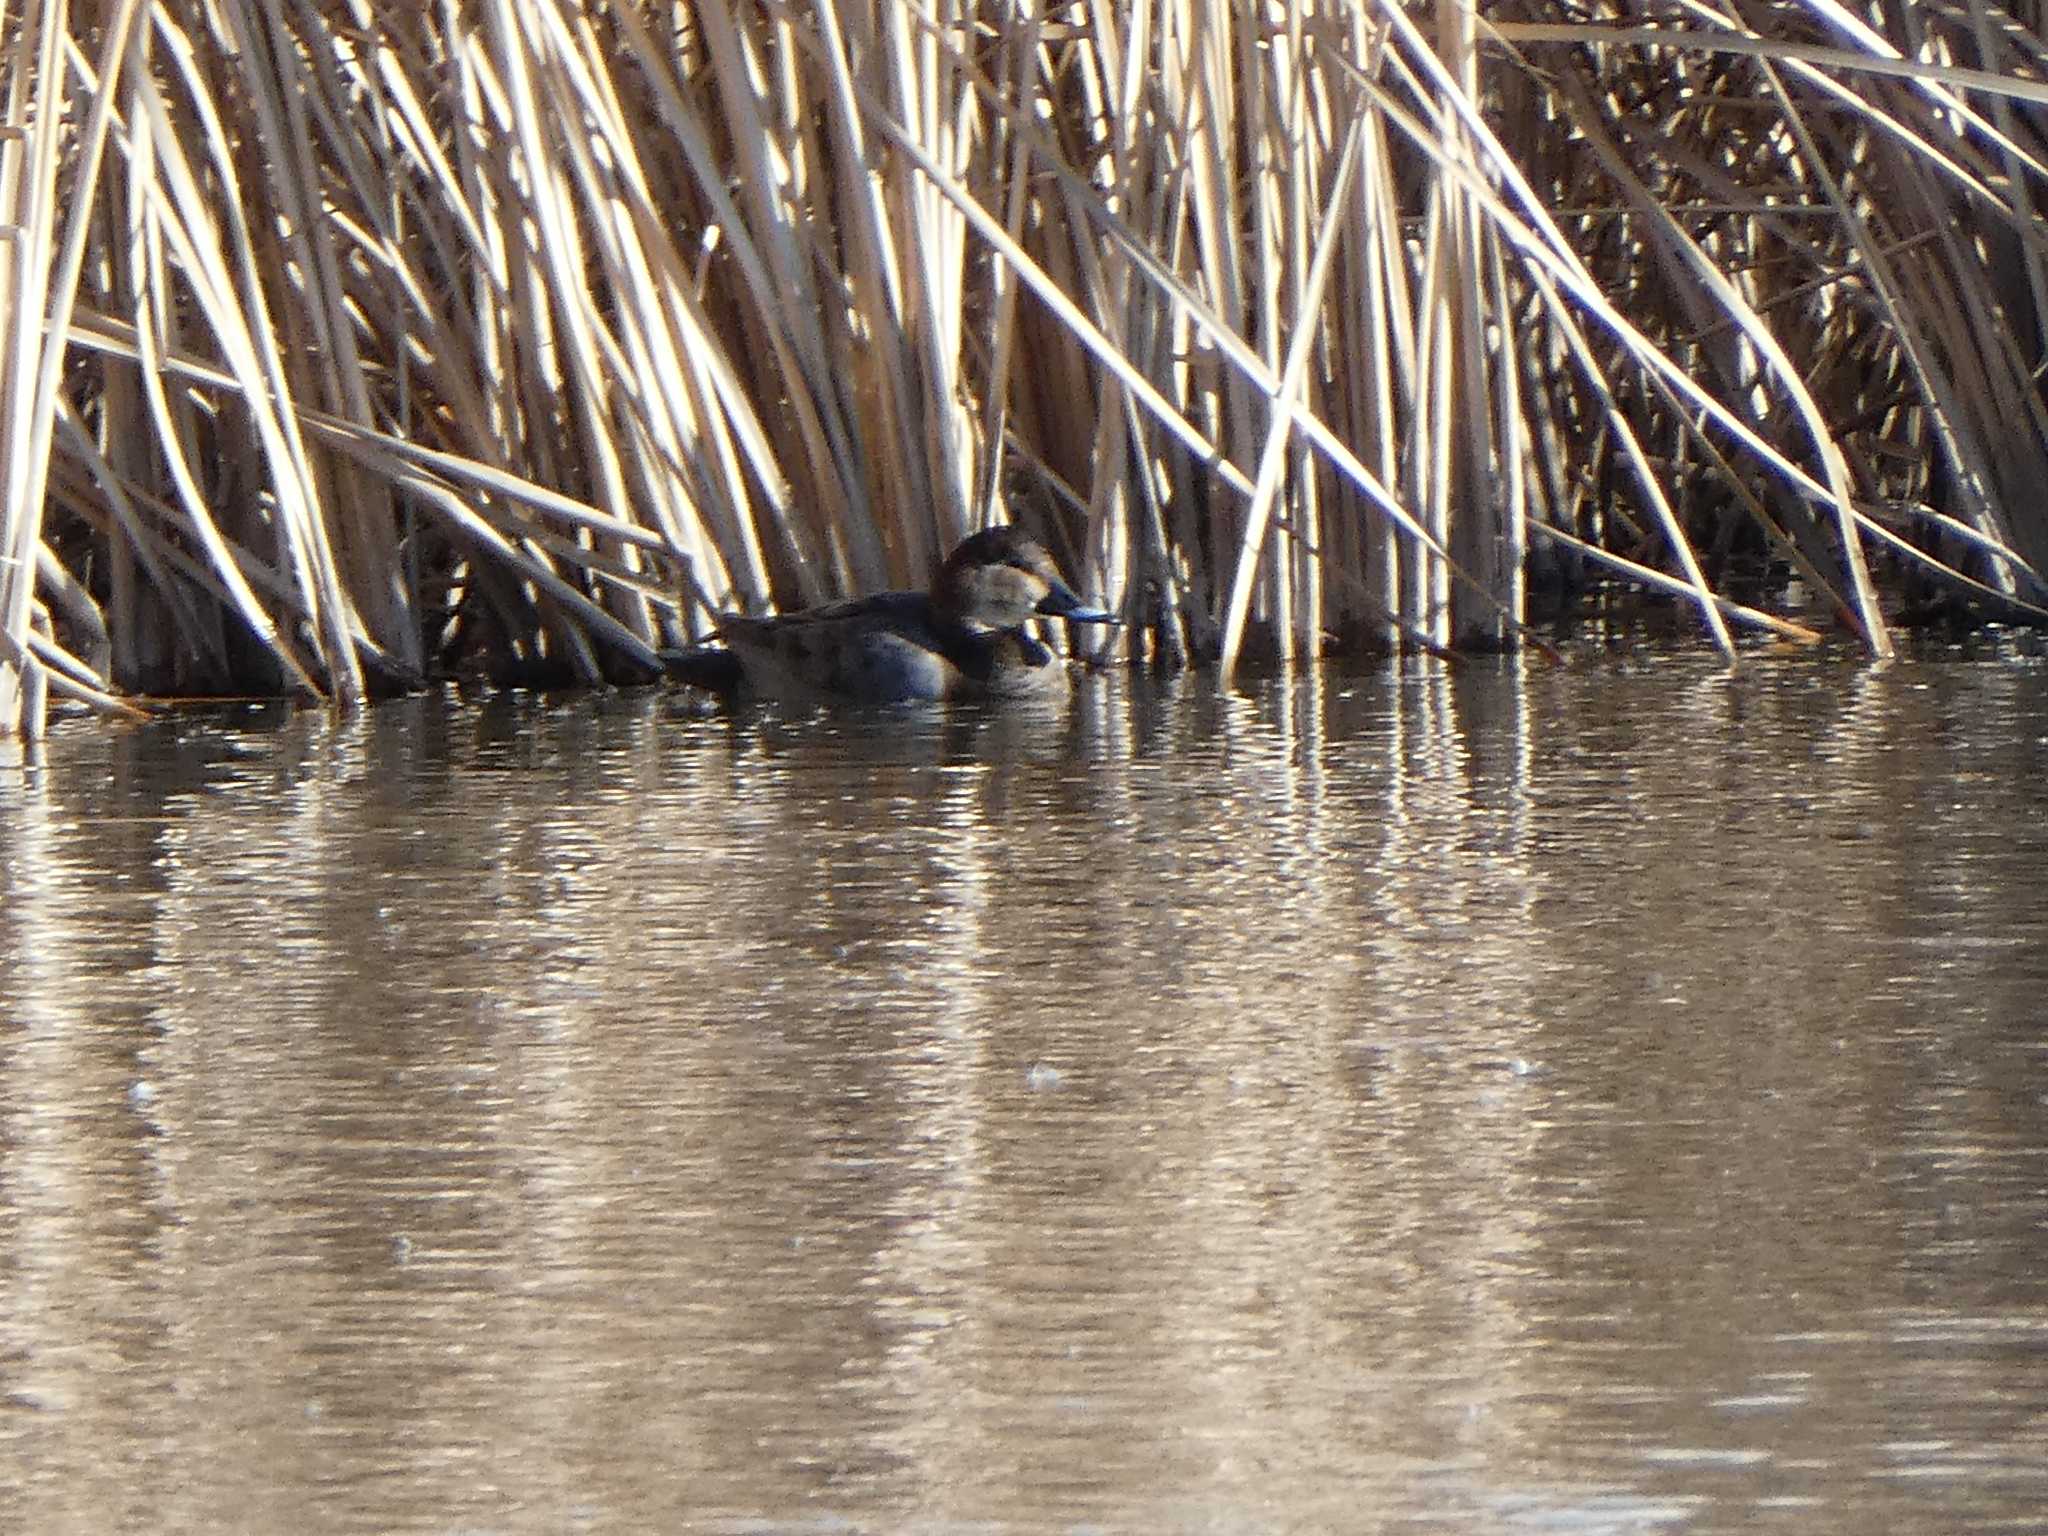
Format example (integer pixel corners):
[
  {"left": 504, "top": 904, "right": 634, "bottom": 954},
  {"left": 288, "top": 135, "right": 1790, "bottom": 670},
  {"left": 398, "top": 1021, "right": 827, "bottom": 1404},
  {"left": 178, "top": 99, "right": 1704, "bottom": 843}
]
[{"left": 1, "top": 651, "right": 2045, "bottom": 1534}]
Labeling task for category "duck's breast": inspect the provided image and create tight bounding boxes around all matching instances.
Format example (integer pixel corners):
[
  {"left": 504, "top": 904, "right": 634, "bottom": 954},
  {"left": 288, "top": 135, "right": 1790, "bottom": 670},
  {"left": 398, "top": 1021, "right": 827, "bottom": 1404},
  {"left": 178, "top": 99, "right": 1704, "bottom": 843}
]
[{"left": 963, "top": 631, "right": 1071, "bottom": 699}]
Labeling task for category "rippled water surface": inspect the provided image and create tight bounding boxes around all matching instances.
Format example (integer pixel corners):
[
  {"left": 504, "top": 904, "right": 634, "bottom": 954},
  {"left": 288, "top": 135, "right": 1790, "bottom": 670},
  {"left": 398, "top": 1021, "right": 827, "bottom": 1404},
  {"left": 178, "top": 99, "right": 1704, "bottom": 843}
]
[{"left": 2, "top": 653, "right": 2046, "bottom": 1534}]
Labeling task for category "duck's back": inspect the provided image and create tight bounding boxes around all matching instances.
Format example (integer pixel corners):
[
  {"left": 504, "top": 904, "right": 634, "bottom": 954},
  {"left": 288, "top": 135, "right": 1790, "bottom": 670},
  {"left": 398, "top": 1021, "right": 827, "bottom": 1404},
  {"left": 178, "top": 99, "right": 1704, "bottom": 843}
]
[{"left": 719, "top": 593, "right": 966, "bottom": 704}]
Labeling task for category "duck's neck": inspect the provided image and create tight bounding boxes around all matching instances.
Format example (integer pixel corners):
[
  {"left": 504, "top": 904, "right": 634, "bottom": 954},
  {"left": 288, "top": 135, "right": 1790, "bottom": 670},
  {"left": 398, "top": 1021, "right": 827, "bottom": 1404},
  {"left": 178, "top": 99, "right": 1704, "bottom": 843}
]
[{"left": 940, "top": 624, "right": 1053, "bottom": 683}]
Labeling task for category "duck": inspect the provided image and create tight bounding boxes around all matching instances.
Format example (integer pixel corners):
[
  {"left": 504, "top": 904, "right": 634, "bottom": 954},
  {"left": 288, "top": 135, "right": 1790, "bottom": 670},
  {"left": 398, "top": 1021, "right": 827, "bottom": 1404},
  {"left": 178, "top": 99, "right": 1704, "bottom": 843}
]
[{"left": 661, "top": 526, "right": 1113, "bottom": 704}]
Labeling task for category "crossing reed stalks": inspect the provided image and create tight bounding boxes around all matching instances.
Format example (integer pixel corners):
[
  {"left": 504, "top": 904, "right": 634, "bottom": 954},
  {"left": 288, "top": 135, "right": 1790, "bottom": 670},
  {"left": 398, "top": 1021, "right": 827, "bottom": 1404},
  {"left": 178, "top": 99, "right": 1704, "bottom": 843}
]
[{"left": 3, "top": 0, "right": 2047, "bottom": 735}]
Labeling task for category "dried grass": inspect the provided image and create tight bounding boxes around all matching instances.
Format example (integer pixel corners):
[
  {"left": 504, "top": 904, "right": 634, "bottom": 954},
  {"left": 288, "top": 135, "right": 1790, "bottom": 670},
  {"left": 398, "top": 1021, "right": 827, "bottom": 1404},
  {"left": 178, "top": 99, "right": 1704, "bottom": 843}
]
[{"left": 2, "top": 0, "right": 2045, "bottom": 735}]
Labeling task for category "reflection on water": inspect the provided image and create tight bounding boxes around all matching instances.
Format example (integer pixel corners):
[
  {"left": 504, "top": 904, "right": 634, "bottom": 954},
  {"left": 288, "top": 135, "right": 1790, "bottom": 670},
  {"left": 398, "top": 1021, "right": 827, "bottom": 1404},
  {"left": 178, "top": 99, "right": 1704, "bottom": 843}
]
[{"left": 2, "top": 653, "right": 2046, "bottom": 1533}]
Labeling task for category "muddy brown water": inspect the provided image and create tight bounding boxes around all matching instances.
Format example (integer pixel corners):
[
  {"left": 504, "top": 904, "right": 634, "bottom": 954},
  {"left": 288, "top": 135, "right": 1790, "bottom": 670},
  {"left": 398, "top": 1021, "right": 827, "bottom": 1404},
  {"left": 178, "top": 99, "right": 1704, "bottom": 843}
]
[{"left": 2, "top": 652, "right": 2045, "bottom": 1533}]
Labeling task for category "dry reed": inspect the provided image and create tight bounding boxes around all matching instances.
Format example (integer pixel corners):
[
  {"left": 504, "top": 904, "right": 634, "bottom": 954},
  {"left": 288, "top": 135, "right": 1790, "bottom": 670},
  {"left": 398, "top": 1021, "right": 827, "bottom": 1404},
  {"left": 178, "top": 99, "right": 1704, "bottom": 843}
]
[{"left": 2, "top": 0, "right": 2046, "bottom": 736}]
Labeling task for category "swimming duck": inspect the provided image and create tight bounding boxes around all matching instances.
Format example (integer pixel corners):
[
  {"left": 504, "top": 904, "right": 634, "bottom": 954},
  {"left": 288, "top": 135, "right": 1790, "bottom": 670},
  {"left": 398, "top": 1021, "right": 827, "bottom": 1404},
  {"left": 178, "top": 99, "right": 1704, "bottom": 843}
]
[{"left": 662, "top": 526, "right": 1113, "bottom": 704}]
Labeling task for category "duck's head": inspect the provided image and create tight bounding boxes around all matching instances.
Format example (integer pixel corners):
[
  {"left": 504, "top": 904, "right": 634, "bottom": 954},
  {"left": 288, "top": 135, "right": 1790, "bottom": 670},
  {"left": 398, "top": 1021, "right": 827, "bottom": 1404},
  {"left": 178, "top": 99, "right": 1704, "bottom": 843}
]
[{"left": 934, "top": 526, "right": 1114, "bottom": 632}]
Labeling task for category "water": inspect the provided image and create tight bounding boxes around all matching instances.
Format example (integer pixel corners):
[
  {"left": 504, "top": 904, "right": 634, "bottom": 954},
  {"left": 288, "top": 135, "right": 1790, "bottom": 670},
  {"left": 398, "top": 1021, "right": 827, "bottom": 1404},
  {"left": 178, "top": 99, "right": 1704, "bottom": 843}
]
[{"left": 1, "top": 652, "right": 2046, "bottom": 1533}]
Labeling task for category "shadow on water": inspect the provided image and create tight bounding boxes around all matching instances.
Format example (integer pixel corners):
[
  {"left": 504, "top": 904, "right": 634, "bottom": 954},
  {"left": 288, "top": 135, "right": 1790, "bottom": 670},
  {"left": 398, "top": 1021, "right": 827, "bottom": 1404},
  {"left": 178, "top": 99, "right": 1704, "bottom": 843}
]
[{"left": 1, "top": 654, "right": 2046, "bottom": 1533}]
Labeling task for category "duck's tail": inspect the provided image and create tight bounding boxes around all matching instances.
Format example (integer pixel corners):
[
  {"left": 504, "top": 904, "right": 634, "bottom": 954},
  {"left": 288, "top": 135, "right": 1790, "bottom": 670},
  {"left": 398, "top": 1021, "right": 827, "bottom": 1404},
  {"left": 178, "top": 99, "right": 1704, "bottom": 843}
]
[{"left": 657, "top": 644, "right": 743, "bottom": 694}]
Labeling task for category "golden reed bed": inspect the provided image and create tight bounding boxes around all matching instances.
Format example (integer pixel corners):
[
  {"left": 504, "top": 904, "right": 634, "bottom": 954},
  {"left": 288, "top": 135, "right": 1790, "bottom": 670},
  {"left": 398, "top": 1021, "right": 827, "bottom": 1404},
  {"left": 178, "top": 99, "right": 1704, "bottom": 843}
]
[{"left": 2, "top": 1, "right": 2046, "bottom": 736}]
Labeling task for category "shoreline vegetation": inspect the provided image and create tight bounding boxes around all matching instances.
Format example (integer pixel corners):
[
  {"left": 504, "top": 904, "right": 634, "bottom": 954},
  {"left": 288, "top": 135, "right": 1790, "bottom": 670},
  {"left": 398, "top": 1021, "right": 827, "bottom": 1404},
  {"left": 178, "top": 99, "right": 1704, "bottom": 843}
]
[{"left": 3, "top": 2, "right": 2047, "bottom": 737}]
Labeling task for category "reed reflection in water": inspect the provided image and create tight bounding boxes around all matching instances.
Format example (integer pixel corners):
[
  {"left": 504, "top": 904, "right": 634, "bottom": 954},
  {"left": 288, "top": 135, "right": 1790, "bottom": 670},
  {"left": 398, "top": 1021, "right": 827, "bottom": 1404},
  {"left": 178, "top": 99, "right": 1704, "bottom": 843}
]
[{"left": 1, "top": 654, "right": 2046, "bottom": 1534}]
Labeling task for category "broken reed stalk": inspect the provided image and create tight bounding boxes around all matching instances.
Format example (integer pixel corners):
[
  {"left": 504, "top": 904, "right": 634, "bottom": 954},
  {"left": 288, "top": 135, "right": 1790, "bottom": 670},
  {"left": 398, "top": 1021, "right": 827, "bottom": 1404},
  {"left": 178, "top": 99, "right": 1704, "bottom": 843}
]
[{"left": 2, "top": 0, "right": 2047, "bottom": 738}]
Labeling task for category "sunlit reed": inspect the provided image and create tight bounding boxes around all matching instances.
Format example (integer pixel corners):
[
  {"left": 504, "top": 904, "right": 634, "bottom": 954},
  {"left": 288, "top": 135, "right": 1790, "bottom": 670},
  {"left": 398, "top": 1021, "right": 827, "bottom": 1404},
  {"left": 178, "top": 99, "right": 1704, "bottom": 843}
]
[{"left": 3, "top": 0, "right": 2045, "bottom": 736}]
